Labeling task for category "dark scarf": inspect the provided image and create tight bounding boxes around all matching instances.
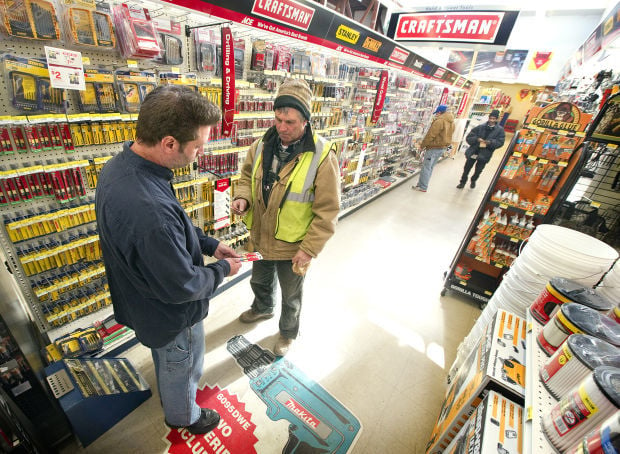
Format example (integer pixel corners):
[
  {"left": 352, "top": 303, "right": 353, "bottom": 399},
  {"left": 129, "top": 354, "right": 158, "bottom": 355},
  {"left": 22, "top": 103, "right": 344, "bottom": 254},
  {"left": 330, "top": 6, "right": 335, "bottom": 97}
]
[{"left": 261, "top": 124, "right": 314, "bottom": 205}]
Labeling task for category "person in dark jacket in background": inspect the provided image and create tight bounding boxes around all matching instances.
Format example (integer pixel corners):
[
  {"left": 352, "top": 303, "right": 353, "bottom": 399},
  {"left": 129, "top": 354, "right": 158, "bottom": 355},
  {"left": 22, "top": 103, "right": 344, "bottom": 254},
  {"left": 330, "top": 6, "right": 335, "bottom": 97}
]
[
  {"left": 95, "top": 86, "right": 242, "bottom": 436},
  {"left": 457, "top": 109, "right": 506, "bottom": 189},
  {"left": 412, "top": 105, "right": 455, "bottom": 192}
]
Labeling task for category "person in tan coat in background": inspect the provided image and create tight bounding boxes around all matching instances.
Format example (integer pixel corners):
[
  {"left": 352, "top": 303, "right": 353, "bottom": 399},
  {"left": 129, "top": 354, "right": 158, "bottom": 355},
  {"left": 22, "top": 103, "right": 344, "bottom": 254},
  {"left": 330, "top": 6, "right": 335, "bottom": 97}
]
[
  {"left": 412, "top": 105, "right": 455, "bottom": 192},
  {"left": 231, "top": 78, "right": 340, "bottom": 356}
]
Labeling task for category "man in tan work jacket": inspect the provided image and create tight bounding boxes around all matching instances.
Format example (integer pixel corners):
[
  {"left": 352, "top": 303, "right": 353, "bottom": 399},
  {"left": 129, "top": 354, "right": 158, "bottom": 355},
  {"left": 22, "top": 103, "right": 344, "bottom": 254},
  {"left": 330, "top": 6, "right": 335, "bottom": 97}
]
[
  {"left": 412, "top": 105, "right": 455, "bottom": 192},
  {"left": 231, "top": 78, "right": 340, "bottom": 356}
]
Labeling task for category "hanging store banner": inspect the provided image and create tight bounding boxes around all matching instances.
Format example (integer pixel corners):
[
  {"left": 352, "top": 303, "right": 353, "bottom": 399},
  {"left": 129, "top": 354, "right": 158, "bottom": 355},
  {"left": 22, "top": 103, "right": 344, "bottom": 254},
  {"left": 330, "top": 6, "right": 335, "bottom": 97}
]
[
  {"left": 371, "top": 70, "right": 389, "bottom": 124},
  {"left": 528, "top": 51, "right": 553, "bottom": 71},
  {"left": 457, "top": 92, "right": 468, "bottom": 117},
  {"left": 221, "top": 26, "right": 235, "bottom": 138},
  {"left": 162, "top": 0, "right": 473, "bottom": 88},
  {"left": 439, "top": 88, "right": 449, "bottom": 106},
  {"left": 447, "top": 49, "right": 529, "bottom": 81},
  {"left": 325, "top": 20, "right": 394, "bottom": 64},
  {"left": 526, "top": 102, "right": 592, "bottom": 133},
  {"left": 387, "top": 10, "right": 519, "bottom": 45},
  {"left": 602, "top": 2, "right": 620, "bottom": 47},
  {"left": 583, "top": 28, "right": 603, "bottom": 62},
  {"left": 250, "top": 0, "right": 315, "bottom": 31}
]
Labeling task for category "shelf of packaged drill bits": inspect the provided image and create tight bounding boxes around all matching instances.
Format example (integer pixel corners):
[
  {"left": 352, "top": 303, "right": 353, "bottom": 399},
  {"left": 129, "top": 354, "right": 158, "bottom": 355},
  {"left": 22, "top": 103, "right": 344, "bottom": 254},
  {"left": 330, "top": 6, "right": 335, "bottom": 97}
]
[
  {"left": 0, "top": 0, "right": 467, "bottom": 350},
  {"left": 44, "top": 357, "right": 151, "bottom": 446}
]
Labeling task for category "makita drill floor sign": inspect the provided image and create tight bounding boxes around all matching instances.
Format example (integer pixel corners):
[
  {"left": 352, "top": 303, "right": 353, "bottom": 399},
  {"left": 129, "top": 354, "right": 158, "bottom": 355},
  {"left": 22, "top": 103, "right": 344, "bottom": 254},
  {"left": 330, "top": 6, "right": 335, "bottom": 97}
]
[{"left": 164, "top": 335, "right": 362, "bottom": 454}]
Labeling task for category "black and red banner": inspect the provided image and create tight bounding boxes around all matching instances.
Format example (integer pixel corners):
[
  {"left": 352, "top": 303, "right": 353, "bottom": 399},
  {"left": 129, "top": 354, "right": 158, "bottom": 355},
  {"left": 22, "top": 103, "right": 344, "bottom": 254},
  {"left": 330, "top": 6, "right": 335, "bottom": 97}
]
[
  {"left": 221, "top": 26, "right": 235, "bottom": 138},
  {"left": 371, "top": 70, "right": 389, "bottom": 124},
  {"left": 439, "top": 87, "right": 449, "bottom": 106},
  {"left": 387, "top": 10, "right": 519, "bottom": 46},
  {"left": 161, "top": 0, "right": 471, "bottom": 88}
]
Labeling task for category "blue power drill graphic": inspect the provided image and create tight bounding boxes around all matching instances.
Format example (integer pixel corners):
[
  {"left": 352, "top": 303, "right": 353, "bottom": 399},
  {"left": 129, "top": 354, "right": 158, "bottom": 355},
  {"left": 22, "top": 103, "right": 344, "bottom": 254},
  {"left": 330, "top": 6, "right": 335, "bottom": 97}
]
[{"left": 227, "top": 335, "right": 361, "bottom": 454}]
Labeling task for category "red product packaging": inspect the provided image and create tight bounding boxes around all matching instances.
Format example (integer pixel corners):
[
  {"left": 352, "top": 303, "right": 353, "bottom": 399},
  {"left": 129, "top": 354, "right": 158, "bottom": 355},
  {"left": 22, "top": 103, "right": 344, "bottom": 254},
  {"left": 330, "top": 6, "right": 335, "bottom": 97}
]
[
  {"left": 0, "top": 127, "right": 14, "bottom": 154},
  {"left": 10, "top": 126, "right": 28, "bottom": 152}
]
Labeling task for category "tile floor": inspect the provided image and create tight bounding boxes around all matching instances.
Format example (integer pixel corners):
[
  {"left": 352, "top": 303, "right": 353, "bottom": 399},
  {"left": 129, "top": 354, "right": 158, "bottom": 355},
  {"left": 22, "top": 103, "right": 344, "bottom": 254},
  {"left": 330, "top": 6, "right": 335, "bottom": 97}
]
[{"left": 58, "top": 147, "right": 508, "bottom": 454}]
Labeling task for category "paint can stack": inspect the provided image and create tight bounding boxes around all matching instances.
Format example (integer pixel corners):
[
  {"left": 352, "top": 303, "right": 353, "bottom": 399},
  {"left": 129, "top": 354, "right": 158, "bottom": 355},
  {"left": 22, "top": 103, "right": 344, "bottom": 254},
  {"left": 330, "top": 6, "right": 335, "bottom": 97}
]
[
  {"left": 542, "top": 366, "right": 620, "bottom": 452},
  {"left": 450, "top": 225, "right": 618, "bottom": 381},
  {"left": 539, "top": 334, "right": 620, "bottom": 399},
  {"left": 537, "top": 303, "right": 620, "bottom": 356},
  {"left": 530, "top": 277, "right": 613, "bottom": 325},
  {"left": 565, "top": 412, "right": 620, "bottom": 454}
]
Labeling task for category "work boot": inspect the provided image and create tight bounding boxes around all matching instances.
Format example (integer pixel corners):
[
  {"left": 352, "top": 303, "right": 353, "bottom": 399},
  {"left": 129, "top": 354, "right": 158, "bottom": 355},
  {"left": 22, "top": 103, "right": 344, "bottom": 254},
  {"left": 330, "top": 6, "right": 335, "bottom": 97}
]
[
  {"left": 165, "top": 408, "right": 220, "bottom": 435},
  {"left": 239, "top": 309, "right": 274, "bottom": 323},
  {"left": 274, "top": 335, "right": 294, "bottom": 356}
]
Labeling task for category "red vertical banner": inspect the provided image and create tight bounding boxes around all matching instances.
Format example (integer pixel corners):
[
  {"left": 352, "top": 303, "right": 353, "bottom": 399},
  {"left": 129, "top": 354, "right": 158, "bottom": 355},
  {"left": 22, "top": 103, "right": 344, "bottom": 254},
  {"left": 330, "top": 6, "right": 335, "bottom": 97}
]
[
  {"left": 371, "top": 70, "right": 389, "bottom": 124},
  {"left": 457, "top": 92, "right": 469, "bottom": 117},
  {"left": 221, "top": 27, "right": 235, "bottom": 138},
  {"left": 439, "top": 87, "right": 449, "bottom": 106}
]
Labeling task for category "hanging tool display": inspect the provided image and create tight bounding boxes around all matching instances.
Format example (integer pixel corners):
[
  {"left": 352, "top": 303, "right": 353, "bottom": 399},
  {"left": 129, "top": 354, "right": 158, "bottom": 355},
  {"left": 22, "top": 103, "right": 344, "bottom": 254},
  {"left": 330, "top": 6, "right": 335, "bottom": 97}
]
[
  {"left": 62, "top": 1, "right": 116, "bottom": 48},
  {"left": 1, "top": 0, "right": 60, "bottom": 40},
  {"left": 4, "top": 54, "right": 66, "bottom": 112}
]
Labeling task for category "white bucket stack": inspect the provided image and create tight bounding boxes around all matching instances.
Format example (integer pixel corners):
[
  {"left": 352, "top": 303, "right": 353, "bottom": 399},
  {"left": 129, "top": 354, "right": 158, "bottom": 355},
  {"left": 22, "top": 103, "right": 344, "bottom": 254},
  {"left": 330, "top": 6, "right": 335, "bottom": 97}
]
[
  {"left": 596, "top": 259, "right": 620, "bottom": 304},
  {"left": 449, "top": 224, "right": 619, "bottom": 381}
]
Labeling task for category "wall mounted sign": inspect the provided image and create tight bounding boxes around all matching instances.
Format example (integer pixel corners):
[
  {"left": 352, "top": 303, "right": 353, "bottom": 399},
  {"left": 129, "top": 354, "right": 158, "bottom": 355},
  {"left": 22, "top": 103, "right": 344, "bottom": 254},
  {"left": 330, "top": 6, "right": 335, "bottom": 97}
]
[
  {"left": 220, "top": 26, "right": 235, "bottom": 138},
  {"left": 371, "top": 70, "right": 389, "bottom": 124},
  {"left": 164, "top": 0, "right": 473, "bottom": 88},
  {"left": 526, "top": 102, "right": 592, "bottom": 133},
  {"left": 251, "top": 0, "right": 315, "bottom": 31},
  {"left": 388, "top": 10, "right": 519, "bottom": 45}
]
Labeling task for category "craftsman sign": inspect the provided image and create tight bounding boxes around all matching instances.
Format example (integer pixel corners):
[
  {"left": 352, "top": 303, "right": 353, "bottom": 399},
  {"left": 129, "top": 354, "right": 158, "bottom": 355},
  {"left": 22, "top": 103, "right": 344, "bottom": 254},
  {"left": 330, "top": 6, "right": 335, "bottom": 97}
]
[
  {"left": 335, "top": 24, "right": 360, "bottom": 44},
  {"left": 251, "top": 0, "right": 315, "bottom": 31},
  {"left": 221, "top": 27, "right": 235, "bottom": 138},
  {"left": 388, "top": 10, "right": 519, "bottom": 45}
]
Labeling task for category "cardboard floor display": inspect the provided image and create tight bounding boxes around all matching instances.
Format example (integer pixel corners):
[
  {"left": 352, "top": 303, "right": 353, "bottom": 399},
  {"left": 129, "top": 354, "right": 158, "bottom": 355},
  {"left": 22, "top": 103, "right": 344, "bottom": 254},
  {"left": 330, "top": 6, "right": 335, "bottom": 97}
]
[
  {"left": 426, "top": 309, "right": 526, "bottom": 453},
  {"left": 443, "top": 390, "right": 524, "bottom": 454}
]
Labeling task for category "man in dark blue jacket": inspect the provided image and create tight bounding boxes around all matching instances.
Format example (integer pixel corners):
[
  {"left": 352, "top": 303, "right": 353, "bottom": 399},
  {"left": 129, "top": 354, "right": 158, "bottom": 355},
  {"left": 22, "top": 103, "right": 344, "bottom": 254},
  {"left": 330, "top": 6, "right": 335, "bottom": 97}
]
[
  {"left": 457, "top": 110, "right": 506, "bottom": 189},
  {"left": 96, "top": 86, "right": 241, "bottom": 435}
]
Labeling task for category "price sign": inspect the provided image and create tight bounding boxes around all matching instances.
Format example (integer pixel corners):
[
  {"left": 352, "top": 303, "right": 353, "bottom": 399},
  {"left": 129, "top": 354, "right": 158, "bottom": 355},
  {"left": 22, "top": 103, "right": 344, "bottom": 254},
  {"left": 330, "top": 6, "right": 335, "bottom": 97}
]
[{"left": 44, "top": 46, "right": 85, "bottom": 91}]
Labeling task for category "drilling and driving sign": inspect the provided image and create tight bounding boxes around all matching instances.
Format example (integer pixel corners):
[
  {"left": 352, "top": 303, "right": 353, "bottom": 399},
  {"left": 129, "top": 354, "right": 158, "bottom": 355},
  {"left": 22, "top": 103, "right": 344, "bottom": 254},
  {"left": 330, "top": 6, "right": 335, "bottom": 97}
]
[{"left": 221, "top": 26, "right": 235, "bottom": 138}]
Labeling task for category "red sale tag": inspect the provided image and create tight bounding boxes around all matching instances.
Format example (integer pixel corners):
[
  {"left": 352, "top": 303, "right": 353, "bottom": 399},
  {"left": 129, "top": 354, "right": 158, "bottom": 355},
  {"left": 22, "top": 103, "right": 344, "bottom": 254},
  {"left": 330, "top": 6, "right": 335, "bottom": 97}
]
[{"left": 165, "top": 384, "right": 258, "bottom": 454}]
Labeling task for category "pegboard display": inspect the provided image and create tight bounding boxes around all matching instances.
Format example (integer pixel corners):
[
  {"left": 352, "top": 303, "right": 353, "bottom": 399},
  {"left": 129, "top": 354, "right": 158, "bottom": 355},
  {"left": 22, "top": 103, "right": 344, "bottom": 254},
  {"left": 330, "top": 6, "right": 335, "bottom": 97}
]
[
  {"left": 550, "top": 142, "right": 620, "bottom": 249},
  {"left": 0, "top": 0, "right": 465, "bottom": 349},
  {"left": 524, "top": 314, "right": 562, "bottom": 454}
]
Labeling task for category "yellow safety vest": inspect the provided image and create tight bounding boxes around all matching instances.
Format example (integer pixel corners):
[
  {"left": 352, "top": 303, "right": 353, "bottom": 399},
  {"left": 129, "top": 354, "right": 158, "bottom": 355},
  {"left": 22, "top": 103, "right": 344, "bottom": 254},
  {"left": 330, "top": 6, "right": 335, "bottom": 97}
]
[{"left": 245, "top": 134, "right": 332, "bottom": 242}]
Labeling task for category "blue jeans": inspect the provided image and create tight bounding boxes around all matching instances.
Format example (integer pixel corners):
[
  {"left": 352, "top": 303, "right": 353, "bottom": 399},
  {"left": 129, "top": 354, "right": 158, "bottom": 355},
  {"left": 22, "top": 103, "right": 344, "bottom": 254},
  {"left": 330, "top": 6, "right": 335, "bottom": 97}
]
[
  {"left": 417, "top": 147, "right": 446, "bottom": 190},
  {"left": 152, "top": 321, "right": 204, "bottom": 426},
  {"left": 250, "top": 259, "right": 305, "bottom": 339}
]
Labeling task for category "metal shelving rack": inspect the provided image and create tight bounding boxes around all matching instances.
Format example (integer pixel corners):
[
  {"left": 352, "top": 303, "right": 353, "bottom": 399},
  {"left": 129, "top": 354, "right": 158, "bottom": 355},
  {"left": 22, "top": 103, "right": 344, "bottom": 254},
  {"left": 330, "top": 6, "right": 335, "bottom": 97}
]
[
  {"left": 524, "top": 313, "right": 559, "bottom": 454},
  {"left": 0, "top": 0, "right": 467, "bottom": 356}
]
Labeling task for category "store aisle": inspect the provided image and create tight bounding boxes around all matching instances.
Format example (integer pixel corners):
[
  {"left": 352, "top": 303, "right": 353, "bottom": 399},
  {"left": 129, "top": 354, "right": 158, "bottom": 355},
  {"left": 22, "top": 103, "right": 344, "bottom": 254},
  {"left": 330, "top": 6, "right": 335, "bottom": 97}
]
[{"left": 59, "top": 147, "right": 508, "bottom": 454}]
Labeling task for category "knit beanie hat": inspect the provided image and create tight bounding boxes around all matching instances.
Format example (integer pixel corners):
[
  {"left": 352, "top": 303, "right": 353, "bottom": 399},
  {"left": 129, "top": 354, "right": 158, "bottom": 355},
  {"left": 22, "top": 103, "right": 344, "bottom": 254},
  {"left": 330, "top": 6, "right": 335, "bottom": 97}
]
[
  {"left": 274, "top": 78, "right": 312, "bottom": 120},
  {"left": 489, "top": 109, "right": 500, "bottom": 118},
  {"left": 434, "top": 105, "right": 447, "bottom": 114}
]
